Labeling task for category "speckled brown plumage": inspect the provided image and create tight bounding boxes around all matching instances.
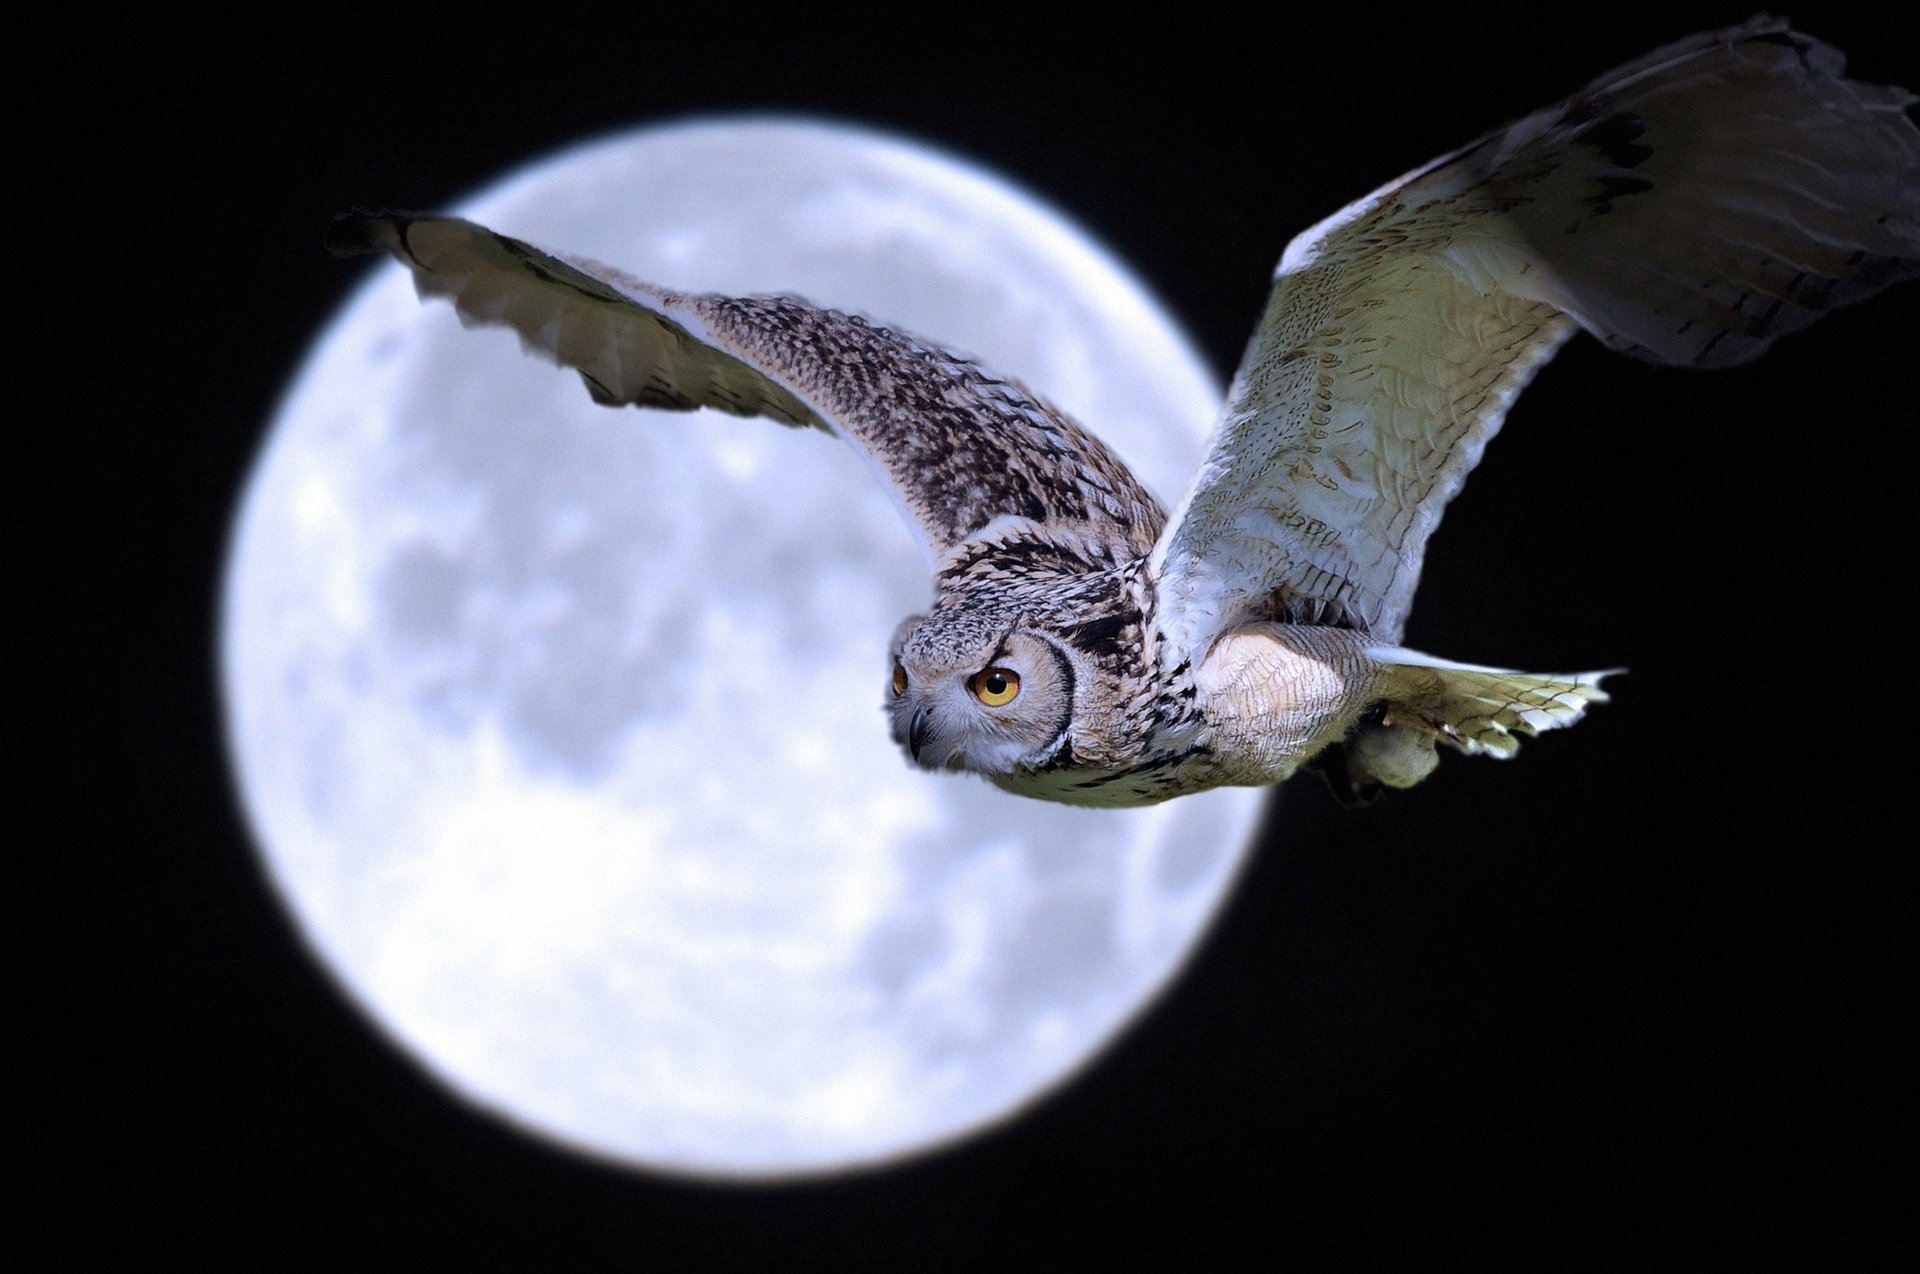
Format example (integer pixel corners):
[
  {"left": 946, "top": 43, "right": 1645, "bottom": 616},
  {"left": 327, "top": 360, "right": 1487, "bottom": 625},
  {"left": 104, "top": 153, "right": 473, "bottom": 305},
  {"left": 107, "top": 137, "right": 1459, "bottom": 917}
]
[
  {"left": 333, "top": 17, "right": 1916, "bottom": 807},
  {"left": 693, "top": 295, "right": 1166, "bottom": 562}
]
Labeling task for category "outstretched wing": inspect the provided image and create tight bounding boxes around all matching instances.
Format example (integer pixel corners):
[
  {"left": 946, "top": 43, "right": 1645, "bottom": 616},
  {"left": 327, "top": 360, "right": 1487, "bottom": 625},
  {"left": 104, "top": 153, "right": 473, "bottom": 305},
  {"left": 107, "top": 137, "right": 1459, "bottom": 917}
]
[
  {"left": 328, "top": 212, "right": 1166, "bottom": 570},
  {"left": 1151, "top": 18, "right": 1918, "bottom": 661}
]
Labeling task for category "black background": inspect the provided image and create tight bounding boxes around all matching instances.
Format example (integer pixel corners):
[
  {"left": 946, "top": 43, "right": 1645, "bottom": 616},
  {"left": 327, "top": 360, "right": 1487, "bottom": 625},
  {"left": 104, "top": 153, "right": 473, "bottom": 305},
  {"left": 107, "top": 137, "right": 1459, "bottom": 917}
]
[{"left": 63, "top": 5, "right": 1912, "bottom": 1266}]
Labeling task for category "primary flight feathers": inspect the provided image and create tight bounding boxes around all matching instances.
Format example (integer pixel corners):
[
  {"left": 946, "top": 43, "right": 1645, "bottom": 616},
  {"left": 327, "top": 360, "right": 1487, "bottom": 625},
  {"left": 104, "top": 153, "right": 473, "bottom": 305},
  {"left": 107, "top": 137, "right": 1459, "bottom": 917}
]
[
  {"left": 1150, "top": 20, "right": 1917, "bottom": 659},
  {"left": 326, "top": 212, "right": 1166, "bottom": 568}
]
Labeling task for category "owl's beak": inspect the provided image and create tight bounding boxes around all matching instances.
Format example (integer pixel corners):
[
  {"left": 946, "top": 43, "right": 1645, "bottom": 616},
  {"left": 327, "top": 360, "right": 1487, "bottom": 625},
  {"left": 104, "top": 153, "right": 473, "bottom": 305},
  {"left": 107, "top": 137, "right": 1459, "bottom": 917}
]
[{"left": 908, "top": 708, "right": 931, "bottom": 762}]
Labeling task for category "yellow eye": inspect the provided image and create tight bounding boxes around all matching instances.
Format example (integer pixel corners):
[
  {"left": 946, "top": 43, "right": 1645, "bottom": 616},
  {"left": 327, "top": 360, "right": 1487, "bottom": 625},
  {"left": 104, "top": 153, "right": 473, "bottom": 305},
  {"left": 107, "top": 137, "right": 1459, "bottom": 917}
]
[
  {"left": 891, "top": 662, "right": 909, "bottom": 696},
  {"left": 969, "top": 666, "right": 1022, "bottom": 707}
]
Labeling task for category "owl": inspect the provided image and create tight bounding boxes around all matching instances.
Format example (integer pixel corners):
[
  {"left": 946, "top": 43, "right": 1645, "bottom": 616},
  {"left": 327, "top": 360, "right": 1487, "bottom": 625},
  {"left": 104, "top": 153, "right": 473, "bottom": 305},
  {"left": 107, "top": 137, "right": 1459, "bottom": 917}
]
[{"left": 332, "top": 19, "right": 1916, "bottom": 808}]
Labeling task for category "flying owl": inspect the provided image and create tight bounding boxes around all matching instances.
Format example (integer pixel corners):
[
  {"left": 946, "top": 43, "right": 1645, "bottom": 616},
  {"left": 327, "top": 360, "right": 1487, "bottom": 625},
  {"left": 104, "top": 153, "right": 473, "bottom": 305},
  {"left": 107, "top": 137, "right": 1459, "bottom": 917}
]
[{"left": 331, "top": 19, "right": 1917, "bottom": 808}]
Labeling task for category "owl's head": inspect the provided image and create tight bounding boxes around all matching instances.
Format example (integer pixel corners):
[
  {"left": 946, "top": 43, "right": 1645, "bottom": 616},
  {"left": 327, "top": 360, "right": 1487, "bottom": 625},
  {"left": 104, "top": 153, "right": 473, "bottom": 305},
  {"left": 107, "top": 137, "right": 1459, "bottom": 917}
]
[{"left": 884, "top": 610, "right": 1078, "bottom": 777}]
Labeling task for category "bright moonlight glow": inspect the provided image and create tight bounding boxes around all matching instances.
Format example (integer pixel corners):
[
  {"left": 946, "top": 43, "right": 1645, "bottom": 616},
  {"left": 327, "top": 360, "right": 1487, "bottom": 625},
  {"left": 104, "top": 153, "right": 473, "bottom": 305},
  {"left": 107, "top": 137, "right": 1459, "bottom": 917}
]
[{"left": 223, "top": 118, "right": 1264, "bottom": 1177}]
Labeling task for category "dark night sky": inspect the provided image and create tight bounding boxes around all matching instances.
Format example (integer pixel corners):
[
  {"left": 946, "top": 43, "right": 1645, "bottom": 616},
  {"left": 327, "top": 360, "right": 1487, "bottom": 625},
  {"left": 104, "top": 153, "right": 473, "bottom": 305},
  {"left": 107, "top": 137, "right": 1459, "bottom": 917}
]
[{"left": 58, "top": 6, "right": 1913, "bottom": 1266}]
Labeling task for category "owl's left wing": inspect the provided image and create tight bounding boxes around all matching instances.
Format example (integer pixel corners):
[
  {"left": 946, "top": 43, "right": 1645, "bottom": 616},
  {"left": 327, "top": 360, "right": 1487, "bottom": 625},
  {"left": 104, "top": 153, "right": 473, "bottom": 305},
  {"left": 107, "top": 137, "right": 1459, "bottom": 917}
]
[
  {"left": 328, "top": 212, "right": 1165, "bottom": 570},
  {"left": 1150, "top": 18, "right": 1917, "bottom": 664}
]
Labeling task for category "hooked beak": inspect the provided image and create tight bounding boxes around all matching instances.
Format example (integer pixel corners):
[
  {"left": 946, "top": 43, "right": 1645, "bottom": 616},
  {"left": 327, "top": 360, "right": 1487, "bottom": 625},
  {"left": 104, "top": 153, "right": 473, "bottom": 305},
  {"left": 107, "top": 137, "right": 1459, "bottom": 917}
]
[{"left": 908, "top": 707, "right": 931, "bottom": 762}]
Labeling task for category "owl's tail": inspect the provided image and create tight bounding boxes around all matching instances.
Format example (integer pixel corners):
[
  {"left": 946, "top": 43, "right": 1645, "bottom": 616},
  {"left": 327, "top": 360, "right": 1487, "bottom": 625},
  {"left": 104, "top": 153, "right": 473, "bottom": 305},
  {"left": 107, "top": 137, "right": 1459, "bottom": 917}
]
[{"left": 1369, "top": 647, "right": 1618, "bottom": 760}]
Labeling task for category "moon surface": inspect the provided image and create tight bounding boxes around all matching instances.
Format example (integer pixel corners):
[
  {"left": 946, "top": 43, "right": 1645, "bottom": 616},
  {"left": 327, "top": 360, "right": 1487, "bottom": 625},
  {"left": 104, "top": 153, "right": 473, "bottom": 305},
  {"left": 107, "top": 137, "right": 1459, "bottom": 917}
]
[{"left": 222, "top": 118, "right": 1264, "bottom": 1177}]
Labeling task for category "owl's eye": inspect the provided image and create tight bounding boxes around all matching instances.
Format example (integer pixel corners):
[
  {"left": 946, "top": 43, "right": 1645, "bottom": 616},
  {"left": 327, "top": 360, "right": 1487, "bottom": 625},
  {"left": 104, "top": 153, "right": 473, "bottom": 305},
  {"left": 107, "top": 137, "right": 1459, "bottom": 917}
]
[
  {"left": 891, "top": 662, "right": 909, "bottom": 696},
  {"left": 969, "top": 667, "right": 1022, "bottom": 707}
]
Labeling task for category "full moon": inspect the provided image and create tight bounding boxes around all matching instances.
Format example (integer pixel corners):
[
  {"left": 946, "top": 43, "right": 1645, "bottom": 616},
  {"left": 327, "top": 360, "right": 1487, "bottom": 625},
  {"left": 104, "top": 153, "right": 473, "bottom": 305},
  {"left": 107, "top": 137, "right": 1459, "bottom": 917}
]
[{"left": 223, "top": 118, "right": 1264, "bottom": 1177}]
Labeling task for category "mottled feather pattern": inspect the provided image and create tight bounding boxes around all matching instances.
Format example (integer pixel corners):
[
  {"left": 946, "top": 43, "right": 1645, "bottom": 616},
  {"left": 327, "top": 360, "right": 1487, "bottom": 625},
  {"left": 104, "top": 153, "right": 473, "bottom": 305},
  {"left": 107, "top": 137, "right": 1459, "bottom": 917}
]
[
  {"left": 334, "top": 18, "right": 1915, "bottom": 806},
  {"left": 688, "top": 295, "right": 1166, "bottom": 560},
  {"left": 325, "top": 214, "right": 823, "bottom": 426},
  {"left": 1151, "top": 15, "right": 1918, "bottom": 662},
  {"left": 328, "top": 213, "right": 1162, "bottom": 567}
]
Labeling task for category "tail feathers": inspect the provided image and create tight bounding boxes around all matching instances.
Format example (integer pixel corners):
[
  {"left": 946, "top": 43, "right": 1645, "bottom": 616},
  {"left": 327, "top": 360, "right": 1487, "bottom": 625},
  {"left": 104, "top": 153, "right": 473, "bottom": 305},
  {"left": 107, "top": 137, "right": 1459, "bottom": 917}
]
[{"left": 1368, "top": 647, "right": 1618, "bottom": 759}]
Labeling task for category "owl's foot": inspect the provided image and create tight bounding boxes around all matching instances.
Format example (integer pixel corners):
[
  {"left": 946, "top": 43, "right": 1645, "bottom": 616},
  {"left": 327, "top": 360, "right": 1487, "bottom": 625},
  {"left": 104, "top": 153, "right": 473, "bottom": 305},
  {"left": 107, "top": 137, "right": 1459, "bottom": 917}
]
[{"left": 1302, "top": 742, "right": 1382, "bottom": 808}]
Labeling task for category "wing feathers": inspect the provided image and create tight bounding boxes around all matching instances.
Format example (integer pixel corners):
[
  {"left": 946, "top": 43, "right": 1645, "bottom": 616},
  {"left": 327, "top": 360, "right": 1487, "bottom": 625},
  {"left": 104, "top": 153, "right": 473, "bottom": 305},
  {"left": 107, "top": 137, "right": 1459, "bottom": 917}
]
[
  {"left": 1152, "top": 18, "right": 1917, "bottom": 661},
  {"left": 329, "top": 212, "right": 822, "bottom": 425},
  {"left": 329, "top": 212, "right": 1165, "bottom": 568},
  {"left": 1496, "top": 30, "right": 1919, "bottom": 367}
]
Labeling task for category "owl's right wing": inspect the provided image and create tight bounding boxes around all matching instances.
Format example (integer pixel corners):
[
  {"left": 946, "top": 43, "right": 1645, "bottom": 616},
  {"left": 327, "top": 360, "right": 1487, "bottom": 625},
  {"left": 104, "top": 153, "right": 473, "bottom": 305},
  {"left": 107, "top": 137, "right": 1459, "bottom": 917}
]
[
  {"left": 328, "top": 213, "right": 1166, "bottom": 572},
  {"left": 1149, "top": 18, "right": 1917, "bottom": 665}
]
